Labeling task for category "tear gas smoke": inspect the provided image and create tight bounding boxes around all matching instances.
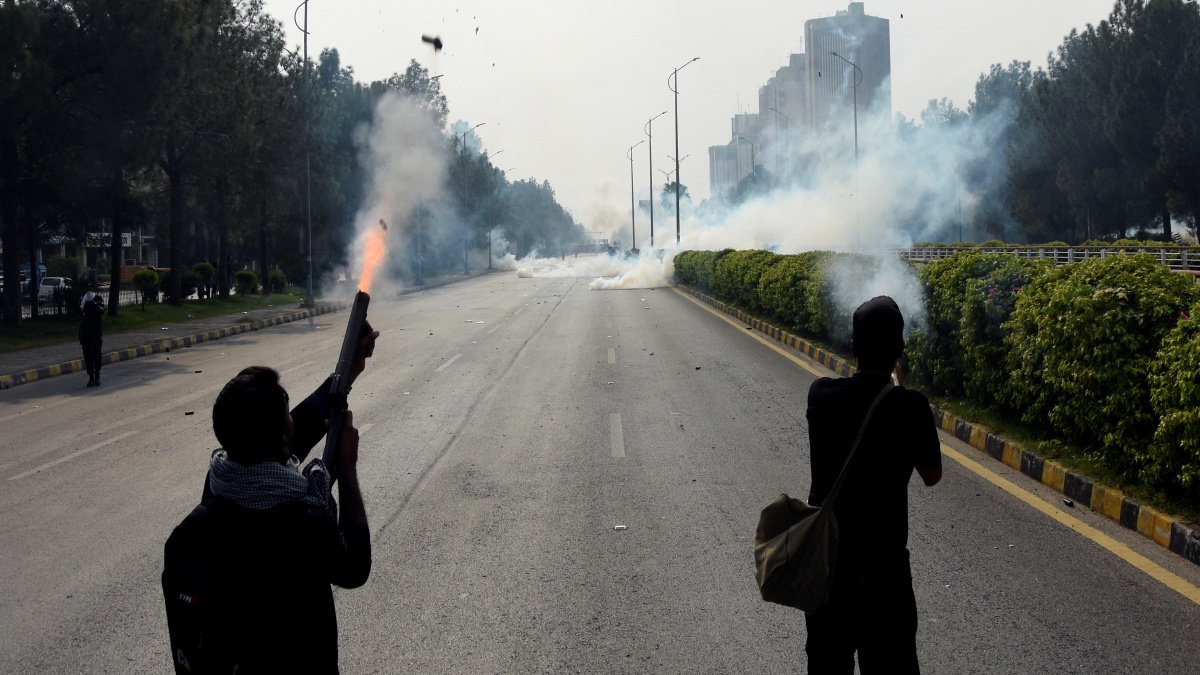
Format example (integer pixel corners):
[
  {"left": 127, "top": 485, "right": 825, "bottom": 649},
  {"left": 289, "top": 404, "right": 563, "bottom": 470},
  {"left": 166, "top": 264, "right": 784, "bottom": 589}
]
[
  {"left": 344, "top": 92, "right": 447, "bottom": 296},
  {"left": 520, "top": 81, "right": 1015, "bottom": 336}
]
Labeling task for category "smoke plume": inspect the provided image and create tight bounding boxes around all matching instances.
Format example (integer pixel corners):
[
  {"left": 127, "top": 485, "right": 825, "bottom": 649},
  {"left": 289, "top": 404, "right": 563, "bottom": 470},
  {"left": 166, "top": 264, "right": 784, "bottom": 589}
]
[{"left": 344, "top": 92, "right": 447, "bottom": 295}]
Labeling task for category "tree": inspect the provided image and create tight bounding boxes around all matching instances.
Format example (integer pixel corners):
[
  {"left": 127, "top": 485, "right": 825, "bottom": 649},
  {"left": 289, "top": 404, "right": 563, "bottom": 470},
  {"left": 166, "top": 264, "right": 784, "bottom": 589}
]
[
  {"left": 660, "top": 181, "right": 690, "bottom": 212},
  {"left": 1159, "top": 26, "right": 1200, "bottom": 221},
  {"left": 1104, "top": 0, "right": 1199, "bottom": 239},
  {"left": 0, "top": 0, "right": 50, "bottom": 327}
]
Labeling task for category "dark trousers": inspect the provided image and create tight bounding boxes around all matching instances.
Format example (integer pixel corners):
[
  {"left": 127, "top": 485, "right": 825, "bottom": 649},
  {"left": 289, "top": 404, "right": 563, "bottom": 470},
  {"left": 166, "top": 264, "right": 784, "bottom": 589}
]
[
  {"left": 82, "top": 340, "right": 102, "bottom": 377},
  {"left": 804, "top": 560, "right": 920, "bottom": 675}
]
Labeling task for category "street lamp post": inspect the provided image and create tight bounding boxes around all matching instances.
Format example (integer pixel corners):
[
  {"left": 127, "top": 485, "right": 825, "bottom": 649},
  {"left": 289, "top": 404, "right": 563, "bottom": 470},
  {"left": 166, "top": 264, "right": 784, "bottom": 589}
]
[
  {"left": 767, "top": 106, "right": 791, "bottom": 179},
  {"left": 645, "top": 110, "right": 667, "bottom": 248},
  {"left": 484, "top": 150, "right": 505, "bottom": 270},
  {"left": 668, "top": 57, "right": 699, "bottom": 246},
  {"left": 294, "top": 1, "right": 313, "bottom": 307},
  {"left": 455, "top": 122, "right": 485, "bottom": 273},
  {"left": 627, "top": 140, "right": 644, "bottom": 251},
  {"left": 829, "top": 51, "right": 861, "bottom": 178},
  {"left": 830, "top": 51, "right": 862, "bottom": 232},
  {"left": 737, "top": 136, "right": 758, "bottom": 173}
]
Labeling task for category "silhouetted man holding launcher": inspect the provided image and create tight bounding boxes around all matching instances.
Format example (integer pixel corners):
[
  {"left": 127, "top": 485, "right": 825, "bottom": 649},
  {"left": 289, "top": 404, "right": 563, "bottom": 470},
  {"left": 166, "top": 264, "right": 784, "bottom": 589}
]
[{"left": 163, "top": 292, "right": 379, "bottom": 674}]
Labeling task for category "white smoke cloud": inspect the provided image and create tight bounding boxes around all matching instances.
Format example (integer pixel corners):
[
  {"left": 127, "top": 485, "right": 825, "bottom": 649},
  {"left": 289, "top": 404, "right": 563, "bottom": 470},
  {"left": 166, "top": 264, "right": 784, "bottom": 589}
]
[{"left": 340, "top": 92, "right": 447, "bottom": 297}]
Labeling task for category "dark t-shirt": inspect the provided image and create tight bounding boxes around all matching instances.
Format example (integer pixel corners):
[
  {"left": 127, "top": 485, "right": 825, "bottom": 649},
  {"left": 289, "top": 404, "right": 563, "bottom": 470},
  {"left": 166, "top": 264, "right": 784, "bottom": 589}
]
[{"left": 806, "top": 371, "right": 941, "bottom": 575}]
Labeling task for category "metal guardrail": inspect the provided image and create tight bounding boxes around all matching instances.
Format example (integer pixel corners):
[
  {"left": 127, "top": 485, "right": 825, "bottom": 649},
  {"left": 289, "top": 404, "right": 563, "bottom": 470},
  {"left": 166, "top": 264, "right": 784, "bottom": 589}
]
[{"left": 884, "top": 246, "right": 1200, "bottom": 275}]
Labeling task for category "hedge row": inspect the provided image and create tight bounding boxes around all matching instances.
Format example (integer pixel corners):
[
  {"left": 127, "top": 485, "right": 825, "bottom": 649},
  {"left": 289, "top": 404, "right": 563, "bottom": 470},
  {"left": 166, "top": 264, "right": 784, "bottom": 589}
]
[{"left": 673, "top": 249, "right": 1200, "bottom": 495}]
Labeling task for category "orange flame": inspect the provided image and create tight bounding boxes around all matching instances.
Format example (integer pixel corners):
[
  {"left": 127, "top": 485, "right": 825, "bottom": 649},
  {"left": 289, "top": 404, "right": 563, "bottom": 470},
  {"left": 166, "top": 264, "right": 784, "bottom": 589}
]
[{"left": 358, "top": 225, "right": 388, "bottom": 293}]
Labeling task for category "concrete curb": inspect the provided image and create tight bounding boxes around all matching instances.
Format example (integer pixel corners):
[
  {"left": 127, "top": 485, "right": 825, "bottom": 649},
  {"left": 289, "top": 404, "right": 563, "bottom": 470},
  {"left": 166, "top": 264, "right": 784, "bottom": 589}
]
[
  {"left": 0, "top": 304, "right": 344, "bottom": 390},
  {"left": 676, "top": 284, "right": 1200, "bottom": 568}
]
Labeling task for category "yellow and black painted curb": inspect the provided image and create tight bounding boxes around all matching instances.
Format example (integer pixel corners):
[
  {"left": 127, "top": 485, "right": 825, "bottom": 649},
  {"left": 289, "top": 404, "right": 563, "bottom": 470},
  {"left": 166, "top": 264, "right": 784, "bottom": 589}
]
[
  {"left": 0, "top": 304, "right": 344, "bottom": 391},
  {"left": 677, "top": 284, "right": 1200, "bottom": 568}
]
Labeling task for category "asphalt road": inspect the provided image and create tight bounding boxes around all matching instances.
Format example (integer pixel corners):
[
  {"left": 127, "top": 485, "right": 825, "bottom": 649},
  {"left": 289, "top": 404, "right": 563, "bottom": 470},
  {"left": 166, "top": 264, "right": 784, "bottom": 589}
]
[{"left": 1, "top": 273, "right": 1198, "bottom": 673}]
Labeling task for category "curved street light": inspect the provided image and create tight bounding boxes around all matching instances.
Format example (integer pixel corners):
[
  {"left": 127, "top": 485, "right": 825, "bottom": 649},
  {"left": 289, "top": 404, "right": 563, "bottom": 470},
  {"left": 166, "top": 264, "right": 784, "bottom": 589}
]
[
  {"left": 737, "top": 136, "right": 759, "bottom": 173},
  {"left": 668, "top": 57, "right": 699, "bottom": 245},
  {"left": 830, "top": 51, "right": 862, "bottom": 232},
  {"left": 485, "top": 152, "right": 506, "bottom": 270},
  {"left": 645, "top": 110, "right": 668, "bottom": 248},
  {"left": 294, "top": 1, "right": 313, "bottom": 307},
  {"left": 767, "top": 106, "right": 791, "bottom": 177},
  {"left": 627, "top": 140, "right": 644, "bottom": 250},
  {"left": 455, "top": 122, "right": 486, "bottom": 272},
  {"left": 828, "top": 52, "right": 861, "bottom": 173}
]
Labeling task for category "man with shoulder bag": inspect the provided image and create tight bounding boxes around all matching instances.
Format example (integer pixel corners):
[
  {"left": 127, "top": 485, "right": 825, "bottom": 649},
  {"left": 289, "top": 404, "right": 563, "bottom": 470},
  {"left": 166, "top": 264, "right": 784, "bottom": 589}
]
[{"left": 802, "top": 296, "right": 942, "bottom": 673}]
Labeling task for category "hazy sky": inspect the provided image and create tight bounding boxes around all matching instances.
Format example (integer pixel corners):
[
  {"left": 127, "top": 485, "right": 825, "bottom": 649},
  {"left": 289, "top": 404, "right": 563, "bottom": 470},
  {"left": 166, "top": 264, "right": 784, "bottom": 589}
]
[{"left": 263, "top": 0, "right": 1116, "bottom": 232}]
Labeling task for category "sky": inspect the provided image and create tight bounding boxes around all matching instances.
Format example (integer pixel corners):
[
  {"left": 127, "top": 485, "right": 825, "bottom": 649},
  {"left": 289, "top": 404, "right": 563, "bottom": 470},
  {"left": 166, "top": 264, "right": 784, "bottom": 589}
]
[{"left": 262, "top": 0, "right": 1117, "bottom": 235}]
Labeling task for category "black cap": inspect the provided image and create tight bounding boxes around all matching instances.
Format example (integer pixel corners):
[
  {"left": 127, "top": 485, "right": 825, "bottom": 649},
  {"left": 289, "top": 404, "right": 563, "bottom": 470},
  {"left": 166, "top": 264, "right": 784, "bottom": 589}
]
[{"left": 852, "top": 296, "right": 904, "bottom": 364}]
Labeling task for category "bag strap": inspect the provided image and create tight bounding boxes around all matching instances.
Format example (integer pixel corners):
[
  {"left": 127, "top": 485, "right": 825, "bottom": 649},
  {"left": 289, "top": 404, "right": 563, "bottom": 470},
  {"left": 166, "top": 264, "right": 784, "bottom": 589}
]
[{"left": 821, "top": 383, "right": 893, "bottom": 510}]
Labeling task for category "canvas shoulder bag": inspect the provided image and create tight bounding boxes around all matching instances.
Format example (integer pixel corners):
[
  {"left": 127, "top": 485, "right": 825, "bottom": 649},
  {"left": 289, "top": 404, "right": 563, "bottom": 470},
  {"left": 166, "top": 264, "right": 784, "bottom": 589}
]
[{"left": 753, "top": 384, "right": 893, "bottom": 612}]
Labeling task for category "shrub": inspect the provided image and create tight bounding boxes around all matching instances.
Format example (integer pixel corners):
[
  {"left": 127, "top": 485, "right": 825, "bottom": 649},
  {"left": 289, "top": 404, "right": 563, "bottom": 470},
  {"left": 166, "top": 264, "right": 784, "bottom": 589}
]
[
  {"left": 959, "top": 257, "right": 1050, "bottom": 406},
  {"left": 132, "top": 269, "right": 159, "bottom": 307},
  {"left": 1003, "top": 254, "right": 1200, "bottom": 478},
  {"left": 181, "top": 269, "right": 200, "bottom": 299},
  {"left": 1038, "top": 241, "right": 1069, "bottom": 247},
  {"left": 234, "top": 270, "right": 259, "bottom": 295},
  {"left": 46, "top": 255, "right": 82, "bottom": 281},
  {"left": 192, "top": 262, "right": 216, "bottom": 298},
  {"left": 910, "top": 251, "right": 1017, "bottom": 395},
  {"left": 713, "top": 250, "right": 782, "bottom": 314},
  {"left": 1147, "top": 302, "right": 1200, "bottom": 492},
  {"left": 672, "top": 251, "right": 697, "bottom": 286},
  {"left": 757, "top": 251, "right": 832, "bottom": 337},
  {"left": 268, "top": 268, "right": 288, "bottom": 293},
  {"left": 977, "top": 240, "right": 1006, "bottom": 248},
  {"left": 693, "top": 250, "right": 730, "bottom": 293}
]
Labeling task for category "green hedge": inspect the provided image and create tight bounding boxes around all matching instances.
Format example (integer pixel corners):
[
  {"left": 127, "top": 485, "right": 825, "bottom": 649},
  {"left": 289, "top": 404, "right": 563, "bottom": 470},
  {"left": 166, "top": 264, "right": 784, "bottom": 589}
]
[
  {"left": 1003, "top": 254, "right": 1199, "bottom": 479},
  {"left": 673, "top": 247, "right": 1200, "bottom": 497},
  {"left": 1148, "top": 302, "right": 1200, "bottom": 491}
]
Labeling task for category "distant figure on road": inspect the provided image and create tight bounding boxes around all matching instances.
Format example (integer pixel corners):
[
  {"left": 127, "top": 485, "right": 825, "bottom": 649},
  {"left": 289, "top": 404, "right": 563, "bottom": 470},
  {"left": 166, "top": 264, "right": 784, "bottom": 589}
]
[
  {"left": 162, "top": 325, "right": 378, "bottom": 674},
  {"left": 78, "top": 290, "right": 104, "bottom": 387},
  {"left": 804, "top": 296, "right": 942, "bottom": 674}
]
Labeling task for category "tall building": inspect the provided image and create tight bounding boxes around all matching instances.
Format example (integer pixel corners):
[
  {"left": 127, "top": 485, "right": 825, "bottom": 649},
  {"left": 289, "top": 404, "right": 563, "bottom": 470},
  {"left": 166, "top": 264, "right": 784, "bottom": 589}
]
[
  {"left": 709, "top": 113, "right": 763, "bottom": 197},
  {"left": 805, "top": 2, "right": 891, "bottom": 128},
  {"left": 707, "top": 2, "right": 891, "bottom": 198}
]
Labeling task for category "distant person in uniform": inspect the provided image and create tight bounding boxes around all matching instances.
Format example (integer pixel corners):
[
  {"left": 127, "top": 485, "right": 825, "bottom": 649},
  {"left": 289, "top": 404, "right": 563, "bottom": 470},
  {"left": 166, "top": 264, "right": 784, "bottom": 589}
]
[
  {"left": 804, "top": 296, "right": 943, "bottom": 674},
  {"left": 79, "top": 289, "right": 104, "bottom": 387}
]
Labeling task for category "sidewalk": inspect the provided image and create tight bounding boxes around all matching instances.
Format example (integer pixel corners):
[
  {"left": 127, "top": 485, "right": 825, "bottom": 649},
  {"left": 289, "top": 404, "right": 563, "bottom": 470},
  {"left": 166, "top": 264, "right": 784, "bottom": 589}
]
[
  {"left": 0, "top": 302, "right": 342, "bottom": 389},
  {"left": 0, "top": 270, "right": 493, "bottom": 390}
]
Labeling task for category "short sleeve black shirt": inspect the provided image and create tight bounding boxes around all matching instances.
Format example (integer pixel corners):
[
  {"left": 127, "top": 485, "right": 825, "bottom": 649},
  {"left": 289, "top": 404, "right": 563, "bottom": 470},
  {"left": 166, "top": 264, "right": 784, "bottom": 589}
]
[{"left": 806, "top": 371, "right": 941, "bottom": 574}]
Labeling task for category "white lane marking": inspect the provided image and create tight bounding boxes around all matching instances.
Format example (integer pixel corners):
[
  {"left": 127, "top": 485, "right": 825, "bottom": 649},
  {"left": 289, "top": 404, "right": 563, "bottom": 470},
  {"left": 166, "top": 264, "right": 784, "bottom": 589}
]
[
  {"left": 281, "top": 361, "right": 315, "bottom": 375},
  {"left": 610, "top": 413, "right": 625, "bottom": 458},
  {"left": 487, "top": 325, "right": 500, "bottom": 334},
  {"left": 358, "top": 423, "right": 373, "bottom": 435},
  {"left": 435, "top": 353, "right": 463, "bottom": 373},
  {"left": 514, "top": 308, "right": 524, "bottom": 315},
  {"left": 10, "top": 431, "right": 139, "bottom": 481},
  {"left": 608, "top": 348, "right": 616, "bottom": 364}
]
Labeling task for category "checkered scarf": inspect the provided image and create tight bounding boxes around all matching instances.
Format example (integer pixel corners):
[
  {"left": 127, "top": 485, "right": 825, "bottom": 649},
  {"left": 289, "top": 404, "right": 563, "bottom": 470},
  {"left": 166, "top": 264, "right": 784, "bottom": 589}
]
[{"left": 207, "top": 449, "right": 336, "bottom": 516}]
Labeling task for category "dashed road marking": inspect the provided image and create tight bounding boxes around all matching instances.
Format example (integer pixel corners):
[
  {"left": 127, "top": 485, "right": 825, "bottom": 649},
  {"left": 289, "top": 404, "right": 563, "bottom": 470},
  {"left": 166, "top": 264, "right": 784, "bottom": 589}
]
[
  {"left": 10, "top": 431, "right": 139, "bottom": 481},
  {"left": 610, "top": 413, "right": 625, "bottom": 458},
  {"left": 435, "top": 353, "right": 463, "bottom": 373}
]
